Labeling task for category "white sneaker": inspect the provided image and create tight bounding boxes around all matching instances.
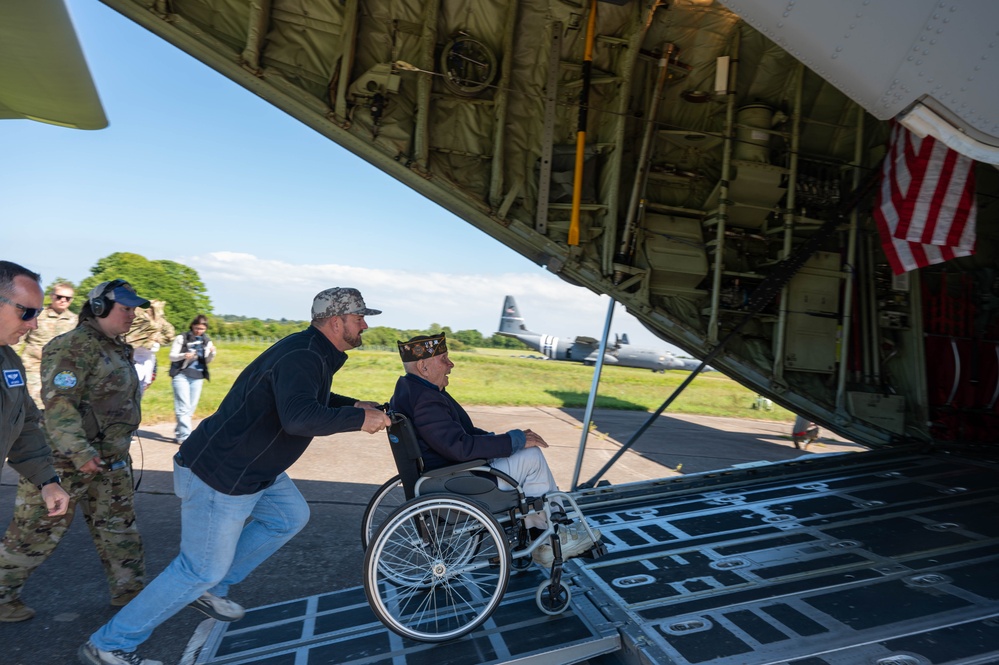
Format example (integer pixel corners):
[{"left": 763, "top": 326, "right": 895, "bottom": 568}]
[
  {"left": 78, "top": 642, "right": 162, "bottom": 665},
  {"left": 533, "top": 523, "right": 601, "bottom": 567},
  {"left": 187, "top": 592, "right": 245, "bottom": 622}
]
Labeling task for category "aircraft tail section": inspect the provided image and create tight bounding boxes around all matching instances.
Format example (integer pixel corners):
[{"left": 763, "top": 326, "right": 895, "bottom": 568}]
[{"left": 498, "top": 295, "right": 533, "bottom": 335}]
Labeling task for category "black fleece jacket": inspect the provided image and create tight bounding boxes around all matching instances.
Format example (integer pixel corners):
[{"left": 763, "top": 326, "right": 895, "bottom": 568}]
[{"left": 180, "top": 325, "right": 365, "bottom": 495}]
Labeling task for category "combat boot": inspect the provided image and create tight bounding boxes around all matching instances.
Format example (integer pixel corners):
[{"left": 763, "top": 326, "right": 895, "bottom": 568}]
[{"left": 0, "top": 598, "right": 35, "bottom": 622}]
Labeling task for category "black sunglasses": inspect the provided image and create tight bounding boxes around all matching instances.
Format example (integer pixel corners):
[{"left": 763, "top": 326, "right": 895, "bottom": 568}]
[
  {"left": 0, "top": 294, "right": 42, "bottom": 321},
  {"left": 52, "top": 294, "right": 74, "bottom": 301}
]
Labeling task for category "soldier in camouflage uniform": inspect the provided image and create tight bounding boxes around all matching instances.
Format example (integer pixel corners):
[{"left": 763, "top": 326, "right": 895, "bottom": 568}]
[
  {"left": 0, "top": 279, "right": 151, "bottom": 618},
  {"left": 18, "top": 281, "right": 77, "bottom": 409},
  {"left": 125, "top": 299, "right": 175, "bottom": 398}
]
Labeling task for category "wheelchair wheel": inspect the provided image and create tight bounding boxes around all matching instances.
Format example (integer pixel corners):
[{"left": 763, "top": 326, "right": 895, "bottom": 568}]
[
  {"left": 536, "top": 579, "right": 571, "bottom": 615},
  {"left": 361, "top": 475, "right": 405, "bottom": 549},
  {"left": 364, "top": 495, "right": 510, "bottom": 642}
]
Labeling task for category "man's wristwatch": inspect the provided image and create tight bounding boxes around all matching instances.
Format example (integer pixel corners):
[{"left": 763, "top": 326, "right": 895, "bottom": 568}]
[{"left": 37, "top": 475, "right": 61, "bottom": 490}]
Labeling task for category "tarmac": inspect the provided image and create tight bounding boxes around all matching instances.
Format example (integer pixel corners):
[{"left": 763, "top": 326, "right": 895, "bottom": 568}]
[{"left": 0, "top": 407, "right": 860, "bottom": 665}]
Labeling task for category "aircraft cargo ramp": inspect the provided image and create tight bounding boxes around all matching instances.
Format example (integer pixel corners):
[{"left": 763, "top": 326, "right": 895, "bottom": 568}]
[{"left": 192, "top": 447, "right": 999, "bottom": 665}]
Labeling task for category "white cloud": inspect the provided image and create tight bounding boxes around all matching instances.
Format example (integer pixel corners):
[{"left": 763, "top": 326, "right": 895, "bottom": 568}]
[{"left": 185, "top": 251, "right": 679, "bottom": 352}]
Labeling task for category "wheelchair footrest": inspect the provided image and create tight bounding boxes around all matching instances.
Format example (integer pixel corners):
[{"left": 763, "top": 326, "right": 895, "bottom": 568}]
[{"left": 579, "top": 540, "right": 608, "bottom": 560}]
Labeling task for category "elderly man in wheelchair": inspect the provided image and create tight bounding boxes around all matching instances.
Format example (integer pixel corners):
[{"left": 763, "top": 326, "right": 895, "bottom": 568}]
[{"left": 361, "top": 333, "right": 604, "bottom": 642}]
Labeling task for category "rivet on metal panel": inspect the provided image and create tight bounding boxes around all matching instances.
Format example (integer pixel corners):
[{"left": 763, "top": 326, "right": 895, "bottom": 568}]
[
  {"left": 829, "top": 539, "right": 862, "bottom": 549},
  {"left": 925, "top": 522, "right": 961, "bottom": 532},
  {"left": 612, "top": 574, "right": 656, "bottom": 588},
  {"left": 874, "top": 655, "right": 928, "bottom": 665},
  {"left": 904, "top": 572, "right": 951, "bottom": 587},
  {"left": 661, "top": 617, "right": 711, "bottom": 635},
  {"left": 709, "top": 495, "right": 745, "bottom": 505},
  {"left": 710, "top": 558, "right": 750, "bottom": 570},
  {"left": 624, "top": 508, "right": 658, "bottom": 517}
]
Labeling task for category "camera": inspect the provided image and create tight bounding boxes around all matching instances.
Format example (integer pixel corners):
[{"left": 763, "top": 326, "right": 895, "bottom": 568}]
[{"left": 188, "top": 337, "right": 207, "bottom": 362}]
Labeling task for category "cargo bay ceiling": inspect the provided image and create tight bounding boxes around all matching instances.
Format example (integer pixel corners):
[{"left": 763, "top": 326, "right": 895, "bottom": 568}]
[{"left": 98, "top": 0, "right": 999, "bottom": 449}]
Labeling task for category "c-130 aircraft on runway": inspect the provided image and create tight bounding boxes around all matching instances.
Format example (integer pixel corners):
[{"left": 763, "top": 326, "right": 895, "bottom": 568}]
[{"left": 496, "top": 296, "right": 708, "bottom": 373}]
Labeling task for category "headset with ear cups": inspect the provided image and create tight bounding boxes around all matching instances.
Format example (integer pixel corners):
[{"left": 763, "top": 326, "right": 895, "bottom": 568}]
[{"left": 89, "top": 279, "right": 128, "bottom": 318}]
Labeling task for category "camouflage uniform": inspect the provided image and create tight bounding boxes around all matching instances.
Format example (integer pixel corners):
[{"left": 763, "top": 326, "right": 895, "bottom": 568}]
[
  {"left": 0, "top": 318, "right": 145, "bottom": 606},
  {"left": 18, "top": 305, "right": 77, "bottom": 409},
  {"left": 125, "top": 300, "right": 175, "bottom": 396}
]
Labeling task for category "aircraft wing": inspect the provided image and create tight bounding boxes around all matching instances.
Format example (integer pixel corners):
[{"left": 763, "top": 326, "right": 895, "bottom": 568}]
[
  {"left": 95, "top": 0, "right": 999, "bottom": 449},
  {"left": 0, "top": 0, "right": 107, "bottom": 129},
  {"left": 573, "top": 336, "right": 600, "bottom": 347}
]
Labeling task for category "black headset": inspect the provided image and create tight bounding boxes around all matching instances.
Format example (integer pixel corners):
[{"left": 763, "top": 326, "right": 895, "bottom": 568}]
[{"left": 89, "top": 279, "right": 128, "bottom": 318}]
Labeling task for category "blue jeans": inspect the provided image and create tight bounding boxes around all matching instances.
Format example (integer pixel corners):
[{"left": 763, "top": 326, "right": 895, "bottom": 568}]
[
  {"left": 172, "top": 373, "right": 204, "bottom": 442},
  {"left": 89, "top": 460, "right": 310, "bottom": 653}
]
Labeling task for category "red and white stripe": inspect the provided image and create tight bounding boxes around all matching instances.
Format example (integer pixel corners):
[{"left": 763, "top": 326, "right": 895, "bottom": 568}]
[{"left": 874, "top": 124, "right": 977, "bottom": 275}]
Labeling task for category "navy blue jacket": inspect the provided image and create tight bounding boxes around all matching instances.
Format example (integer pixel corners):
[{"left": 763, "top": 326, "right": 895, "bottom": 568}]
[
  {"left": 390, "top": 373, "right": 521, "bottom": 471},
  {"left": 180, "top": 326, "right": 365, "bottom": 494}
]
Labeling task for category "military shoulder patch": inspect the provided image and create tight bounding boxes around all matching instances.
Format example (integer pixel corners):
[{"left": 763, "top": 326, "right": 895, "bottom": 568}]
[
  {"left": 53, "top": 371, "right": 78, "bottom": 389},
  {"left": 3, "top": 369, "right": 24, "bottom": 388}
]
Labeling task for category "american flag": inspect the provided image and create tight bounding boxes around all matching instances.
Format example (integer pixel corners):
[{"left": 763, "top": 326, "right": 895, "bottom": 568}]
[{"left": 873, "top": 124, "right": 978, "bottom": 275}]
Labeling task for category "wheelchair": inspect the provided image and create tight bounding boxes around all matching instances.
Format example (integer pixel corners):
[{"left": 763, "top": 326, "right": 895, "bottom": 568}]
[{"left": 362, "top": 412, "right": 604, "bottom": 642}]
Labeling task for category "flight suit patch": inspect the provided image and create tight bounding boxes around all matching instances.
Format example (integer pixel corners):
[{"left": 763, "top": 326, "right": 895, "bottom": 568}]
[{"left": 3, "top": 369, "right": 24, "bottom": 388}]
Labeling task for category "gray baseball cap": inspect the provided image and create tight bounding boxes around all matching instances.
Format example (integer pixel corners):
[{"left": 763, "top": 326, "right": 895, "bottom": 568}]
[{"left": 312, "top": 287, "right": 381, "bottom": 319}]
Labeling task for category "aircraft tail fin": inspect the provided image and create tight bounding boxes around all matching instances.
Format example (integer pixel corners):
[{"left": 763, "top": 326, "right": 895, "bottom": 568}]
[{"left": 498, "top": 295, "right": 532, "bottom": 335}]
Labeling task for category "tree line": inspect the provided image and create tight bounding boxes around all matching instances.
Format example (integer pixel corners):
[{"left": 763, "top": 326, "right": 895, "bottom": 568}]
[{"left": 48, "top": 252, "right": 526, "bottom": 351}]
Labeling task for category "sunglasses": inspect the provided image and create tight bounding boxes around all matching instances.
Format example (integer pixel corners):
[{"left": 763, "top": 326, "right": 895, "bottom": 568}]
[
  {"left": 0, "top": 294, "right": 42, "bottom": 321},
  {"left": 52, "top": 294, "right": 74, "bottom": 301}
]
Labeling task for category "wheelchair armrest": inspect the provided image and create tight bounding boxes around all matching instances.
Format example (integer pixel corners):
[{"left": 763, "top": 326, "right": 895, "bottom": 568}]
[{"left": 423, "top": 460, "right": 489, "bottom": 477}]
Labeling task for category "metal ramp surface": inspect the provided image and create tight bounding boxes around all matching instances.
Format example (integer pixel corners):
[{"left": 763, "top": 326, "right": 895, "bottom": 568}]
[
  {"left": 570, "top": 448, "right": 999, "bottom": 665},
  {"left": 191, "top": 567, "right": 620, "bottom": 665}
]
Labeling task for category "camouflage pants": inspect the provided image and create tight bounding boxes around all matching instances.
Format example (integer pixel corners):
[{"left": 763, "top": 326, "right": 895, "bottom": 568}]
[
  {"left": 20, "top": 356, "right": 44, "bottom": 410},
  {"left": 0, "top": 459, "right": 145, "bottom": 605}
]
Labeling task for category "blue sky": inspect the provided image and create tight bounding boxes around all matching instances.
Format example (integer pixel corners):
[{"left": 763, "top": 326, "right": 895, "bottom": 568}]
[{"left": 4, "top": 0, "right": 683, "bottom": 355}]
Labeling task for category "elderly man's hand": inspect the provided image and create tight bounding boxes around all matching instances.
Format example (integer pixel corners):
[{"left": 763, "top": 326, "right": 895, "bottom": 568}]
[
  {"left": 524, "top": 429, "right": 549, "bottom": 449},
  {"left": 361, "top": 409, "right": 392, "bottom": 434}
]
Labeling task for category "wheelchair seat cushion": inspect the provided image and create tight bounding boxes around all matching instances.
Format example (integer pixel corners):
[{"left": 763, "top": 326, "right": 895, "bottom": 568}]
[{"left": 419, "top": 472, "right": 519, "bottom": 513}]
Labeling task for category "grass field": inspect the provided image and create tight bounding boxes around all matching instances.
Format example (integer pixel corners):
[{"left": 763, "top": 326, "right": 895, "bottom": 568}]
[{"left": 138, "top": 343, "right": 794, "bottom": 425}]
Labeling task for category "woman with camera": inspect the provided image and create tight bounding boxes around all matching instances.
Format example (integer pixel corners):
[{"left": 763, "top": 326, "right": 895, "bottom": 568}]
[{"left": 169, "top": 314, "right": 216, "bottom": 444}]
